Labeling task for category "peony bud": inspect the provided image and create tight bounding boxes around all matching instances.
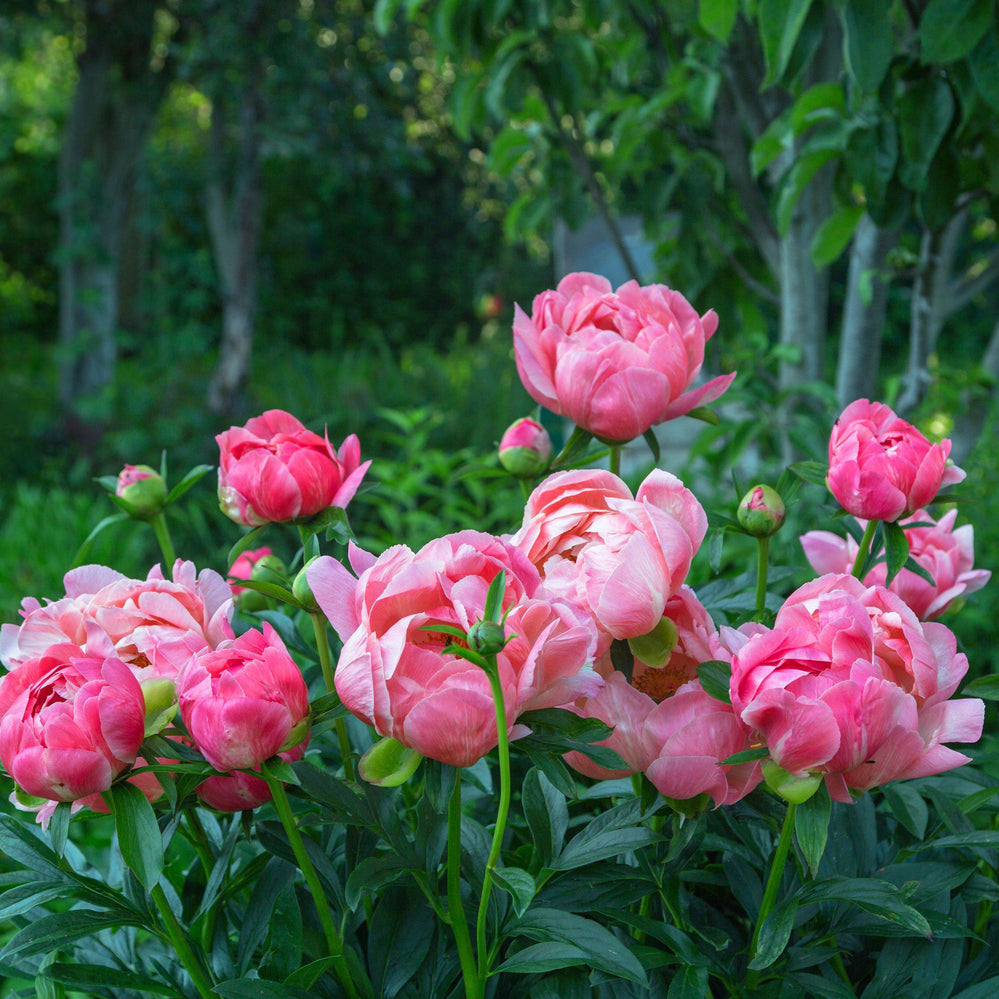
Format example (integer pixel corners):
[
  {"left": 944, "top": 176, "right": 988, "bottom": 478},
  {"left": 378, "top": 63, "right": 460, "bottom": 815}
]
[
  {"left": 467, "top": 620, "right": 507, "bottom": 656},
  {"left": 141, "top": 677, "right": 178, "bottom": 737},
  {"left": 737, "top": 485, "right": 786, "bottom": 537},
  {"left": 761, "top": 760, "right": 822, "bottom": 804},
  {"left": 116, "top": 464, "right": 167, "bottom": 517},
  {"left": 292, "top": 557, "right": 321, "bottom": 612},
  {"left": 627, "top": 616, "right": 680, "bottom": 669},
  {"left": 498, "top": 417, "right": 552, "bottom": 478},
  {"left": 358, "top": 736, "right": 423, "bottom": 787}
]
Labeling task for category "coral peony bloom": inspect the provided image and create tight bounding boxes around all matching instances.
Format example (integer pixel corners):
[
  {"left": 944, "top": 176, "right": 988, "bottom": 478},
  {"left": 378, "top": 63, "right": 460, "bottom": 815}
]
[
  {"left": 196, "top": 743, "right": 306, "bottom": 812},
  {"left": 566, "top": 588, "right": 760, "bottom": 807},
  {"left": 178, "top": 623, "right": 310, "bottom": 774},
  {"left": 729, "top": 573, "right": 984, "bottom": 802},
  {"left": 827, "top": 399, "right": 964, "bottom": 522},
  {"left": 513, "top": 468, "right": 707, "bottom": 643},
  {"left": 0, "top": 560, "right": 234, "bottom": 679},
  {"left": 800, "top": 509, "right": 990, "bottom": 620},
  {"left": 0, "top": 638, "right": 146, "bottom": 802},
  {"left": 307, "top": 531, "right": 601, "bottom": 768},
  {"left": 513, "top": 272, "right": 734, "bottom": 442},
  {"left": 216, "top": 409, "right": 371, "bottom": 527}
]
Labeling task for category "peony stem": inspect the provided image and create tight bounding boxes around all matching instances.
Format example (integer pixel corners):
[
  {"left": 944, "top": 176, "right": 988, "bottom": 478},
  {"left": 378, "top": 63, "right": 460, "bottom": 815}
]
[
  {"left": 447, "top": 777, "right": 482, "bottom": 999},
  {"left": 852, "top": 519, "right": 879, "bottom": 579},
  {"left": 309, "top": 611, "right": 355, "bottom": 783},
  {"left": 149, "top": 883, "right": 216, "bottom": 999},
  {"left": 150, "top": 512, "right": 176, "bottom": 575},
  {"left": 265, "top": 775, "right": 361, "bottom": 999},
  {"left": 749, "top": 802, "right": 797, "bottom": 963},
  {"left": 754, "top": 536, "right": 770, "bottom": 621},
  {"left": 609, "top": 444, "right": 621, "bottom": 477},
  {"left": 475, "top": 662, "right": 512, "bottom": 982}
]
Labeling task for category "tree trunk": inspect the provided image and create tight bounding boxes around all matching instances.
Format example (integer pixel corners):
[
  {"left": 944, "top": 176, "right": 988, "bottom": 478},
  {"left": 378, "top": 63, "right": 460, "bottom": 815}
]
[
  {"left": 950, "top": 317, "right": 999, "bottom": 466},
  {"left": 206, "top": 89, "right": 263, "bottom": 417},
  {"left": 835, "top": 215, "right": 897, "bottom": 409},
  {"left": 56, "top": 0, "right": 168, "bottom": 421}
]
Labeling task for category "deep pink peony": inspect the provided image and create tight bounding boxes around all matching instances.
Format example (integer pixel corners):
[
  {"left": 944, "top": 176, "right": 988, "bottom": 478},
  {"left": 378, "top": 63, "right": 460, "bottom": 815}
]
[
  {"left": 196, "top": 742, "right": 306, "bottom": 812},
  {"left": 728, "top": 573, "right": 984, "bottom": 802},
  {"left": 216, "top": 409, "right": 371, "bottom": 527},
  {"left": 177, "top": 623, "right": 310, "bottom": 773},
  {"left": 307, "top": 531, "right": 601, "bottom": 768},
  {"left": 800, "top": 509, "right": 990, "bottom": 620},
  {"left": 0, "top": 560, "right": 234, "bottom": 679},
  {"left": 827, "top": 400, "right": 964, "bottom": 522},
  {"left": 0, "top": 637, "right": 146, "bottom": 802},
  {"left": 566, "top": 587, "right": 760, "bottom": 807},
  {"left": 512, "top": 468, "right": 707, "bottom": 643},
  {"left": 513, "top": 272, "right": 734, "bottom": 442}
]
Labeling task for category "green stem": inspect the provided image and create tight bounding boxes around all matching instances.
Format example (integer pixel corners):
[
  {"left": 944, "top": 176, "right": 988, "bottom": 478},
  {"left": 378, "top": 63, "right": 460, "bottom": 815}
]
[
  {"left": 184, "top": 809, "right": 219, "bottom": 952},
  {"left": 749, "top": 803, "right": 798, "bottom": 961},
  {"left": 309, "top": 612, "right": 355, "bottom": 782},
  {"left": 150, "top": 883, "right": 216, "bottom": 999},
  {"left": 475, "top": 663, "right": 512, "bottom": 982},
  {"left": 609, "top": 444, "right": 621, "bottom": 478},
  {"left": 852, "top": 519, "right": 879, "bottom": 580},
  {"left": 831, "top": 951, "right": 855, "bottom": 994},
  {"left": 266, "top": 776, "right": 361, "bottom": 999},
  {"left": 754, "top": 535, "right": 770, "bottom": 621},
  {"left": 150, "top": 512, "right": 176, "bottom": 573},
  {"left": 448, "top": 778, "right": 482, "bottom": 999}
]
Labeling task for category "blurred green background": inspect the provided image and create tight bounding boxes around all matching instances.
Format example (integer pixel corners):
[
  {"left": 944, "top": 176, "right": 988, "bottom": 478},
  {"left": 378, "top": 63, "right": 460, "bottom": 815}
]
[{"left": 1, "top": 0, "right": 998, "bottom": 686}]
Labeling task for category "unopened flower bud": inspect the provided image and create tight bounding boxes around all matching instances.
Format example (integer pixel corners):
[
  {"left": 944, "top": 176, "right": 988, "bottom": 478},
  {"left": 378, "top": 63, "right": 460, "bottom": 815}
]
[
  {"left": 292, "top": 557, "right": 321, "bottom": 612},
  {"left": 627, "top": 616, "right": 680, "bottom": 669},
  {"left": 737, "top": 485, "right": 786, "bottom": 537},
  {"left": 116, "top": 464, "right": 167, "bottom": 517},
  {"left": 358, "top": 735, "right": 423, "bottom": 787},
  {"left": 498, "top": 417, "right": 552, "bottom": 478},
  {"left": 141, "top": 677, "right": 178, "bottom": 737},
  {"left": 761, "top": 760, "right": 822, "bottom": 804},
  {"left": 467, "top": 620, "right": 507, "bottom": 656}
]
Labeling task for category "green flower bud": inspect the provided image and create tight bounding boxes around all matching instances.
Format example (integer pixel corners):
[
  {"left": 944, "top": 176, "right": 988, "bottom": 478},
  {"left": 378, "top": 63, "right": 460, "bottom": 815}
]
[
  {"left": 498, "top": 417, "right": 552, "bottom": 478},
  {"left": 761, "top": 760, "right": 822, "bottom": 804},
  {"left": 737, "top": 484, "right": 786, "bottom": 537},
  {"left": 627, "top": 616, "right": 680, "bottom": 669},
  {"left": 292, "top": 556, "right": 321, "bottom": 612},
  {"left": 116, "top": 464, "right": 167, "bottom": 517},
  {"left": 358, "top": 736, "right": 423, "bottom": 787},
  {"left": 467, "top": 620, "right": 507, "bottom": 656},
  {"left": 141, "top": 677, "right": 178, "bottom": 737}
]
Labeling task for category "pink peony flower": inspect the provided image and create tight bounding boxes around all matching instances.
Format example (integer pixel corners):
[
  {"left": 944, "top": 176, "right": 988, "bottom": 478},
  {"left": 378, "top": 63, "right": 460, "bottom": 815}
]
[
  {"left": 566, "top": 588, "right": 760, "bottom": 807},
  {"left": 729, "top": 573, "right": 984, "bottom": 802},
  {"left": 307, "top": 531, "right": 601, "bottom": 769},
  {"left": 196, "top": 743, "right": 306, "bottom": 812},
  {"left": 216, "top": 409, "right": 371, "bottom": 527},
  {"left": 177, "top": 623, "right": 310, "bottom": 773},
  {"left": 0, "top": 637, "right": 146, "bottom": 803},
  {"left": 0, "top": 560, "right": 234, "bottom": 680},
  {"left": 513, "top": 272, "right": 734, "bottom": 442},
  {"left": 800, "top": 509, "right": 990, "bottom": 620},
  {"left": 827, "top": 400, "right": 964, "bottom": 522},
  {"left": 512, "top": 468, "right": 707, "bottom": 643}
]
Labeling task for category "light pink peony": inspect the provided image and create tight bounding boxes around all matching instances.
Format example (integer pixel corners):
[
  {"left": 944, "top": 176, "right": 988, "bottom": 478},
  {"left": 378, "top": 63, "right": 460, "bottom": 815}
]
[
  {"left": 216, "top": 409, "right": 371, "bottom": 527},
  {"left": 566, "top": 588, "right": 760, "bottom": 807},
  {"left": 827, "top": 400, "right": 964, "bottom": 522},
  {"left": 513, "top": 272, "right": 734, "bottom": 442},
  {"left": 177, "top": 623, "right": 310, "bottom": 774},
  {"left": 196, "top": 743, "right": 306, "bottom": 812},
  {"left": 512, "top": 468, "right": 707, "bottom": 643},
  {"left": 801, "top": 509, "right": 990, "bottom": 620},
  {"left": 729, "top": 573, "right": 984, "bottom": 802},
  {"left": 0, "top": 560, "right": 234, "bottom": 679},
  {"left": 307, "top": 531, "right": 601, "bottom": 769},
  {"left": 0, "top": 637, "right": 146, "bottom": 803}
]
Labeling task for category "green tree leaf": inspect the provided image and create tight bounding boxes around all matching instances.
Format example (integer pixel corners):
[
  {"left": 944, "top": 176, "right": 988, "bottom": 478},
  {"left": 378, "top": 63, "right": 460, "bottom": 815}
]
[
  {"left": 919, "top": 0, "right": 994, "bottom": 66},
  {"left": 811, "top": 204, "right": 865, "bottom": 266}
]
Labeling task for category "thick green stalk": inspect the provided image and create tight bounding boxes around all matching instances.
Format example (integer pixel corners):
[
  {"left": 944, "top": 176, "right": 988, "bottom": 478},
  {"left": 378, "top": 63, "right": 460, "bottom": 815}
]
[
  {"left": 448, "top": 778, "right": 482, "bottom": 999},
  {"left": 150, "top": 883, "right": 216, "bottom": 999},
  {"left": 309, "top": 611, "right": 355, "bottom": 782},
  {"left": 265, "top": 776, "right": 361, "bottom": 999},
  {"left": 150, "top": 512, "right": 176, "bottom": 573},
  {"left": 475, "top": 663, "right": 512, "bottom": 981},
  {"left": 609, "top": 444, "right": 621, "bottom": 478},
  {"left": 754, "top": 535, "right": 770, "bottom": 621},
  {"left": 852, "top": 519, "right": 879, "bottom": 579},
  {"left": 750, "top": 803, "right": 798, "bottom": 961}
]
